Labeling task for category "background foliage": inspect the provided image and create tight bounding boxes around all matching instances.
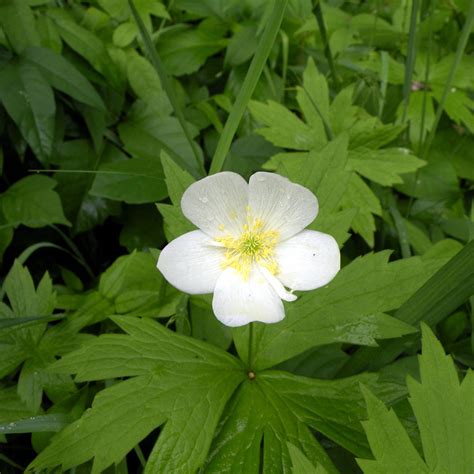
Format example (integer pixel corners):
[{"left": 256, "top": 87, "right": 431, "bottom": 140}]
[{"left": 0, "top": 0, "right": 473, "bottom": 472}]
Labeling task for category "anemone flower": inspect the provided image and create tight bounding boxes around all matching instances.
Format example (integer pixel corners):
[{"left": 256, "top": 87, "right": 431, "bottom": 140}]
[{"left": 157, "top": 172, "right": 340, "bottom": 327}]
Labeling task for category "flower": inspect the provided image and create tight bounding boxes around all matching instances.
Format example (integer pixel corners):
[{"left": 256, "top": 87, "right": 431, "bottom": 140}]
[{"left": 157, "top": 172, "right": 340, "bottom": 327}]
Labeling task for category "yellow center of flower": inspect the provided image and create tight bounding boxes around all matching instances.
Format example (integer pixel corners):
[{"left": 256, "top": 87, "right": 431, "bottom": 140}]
[{"left": 215, "top": 217, "right": 279, "bottom": 279}]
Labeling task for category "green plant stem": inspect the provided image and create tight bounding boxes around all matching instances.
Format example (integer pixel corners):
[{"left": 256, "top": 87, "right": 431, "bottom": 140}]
[
  {"left": 128, "top": 0, "right": 205, "bottom": 178},
  {"left": 401, "top": 0, "right": 419, "bottom": 124},
  {"left": 421, "top": 0, "right": 474, "bottom": 160},
  {"left": 313, "top": 0, "right": 339, "bottom": 89},
  {"left": 388, "top": 194, "right": 411, "bottom": 258},
  {"left": 209, "top": 0, "right": 288, "bottom": 174},
  {"left": 248, "top": 322, "right": 254, "bottom": 369},
  {"left": 50, "top": 225, "right": 95, "bottom": 278}
]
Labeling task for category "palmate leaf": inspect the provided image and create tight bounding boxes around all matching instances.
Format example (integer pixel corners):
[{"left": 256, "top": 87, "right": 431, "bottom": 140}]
[
  {"left": 32, "top": 316, "right": 411, "bottom": 473},
  {"left": 233, "top": 240, "right": 460, "bottom": 370},
  {"left": 357, "top": 325, "right": 474, "bottom": 473},
  {"left": 29, "top": 316, "right": 245, "bottom": 473},
  {"left": 250, "top": 58, "right": 423, "bottom": 246},
  {"left": 205, "top": 369, "right": 408, "bottom": 473}
]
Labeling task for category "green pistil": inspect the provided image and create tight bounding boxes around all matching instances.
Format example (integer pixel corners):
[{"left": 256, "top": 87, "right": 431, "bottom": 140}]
[{"left": 240, "top": 235, "right": 262, "bottom": 256}]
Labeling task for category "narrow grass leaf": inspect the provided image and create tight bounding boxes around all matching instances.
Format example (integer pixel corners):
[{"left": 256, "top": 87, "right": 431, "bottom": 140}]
[
  {"left": 210, "top": 0, "right": 288, "bottom": 174},
  {"left": 128, "top": 0, "right": 204, "bottom": 177}
]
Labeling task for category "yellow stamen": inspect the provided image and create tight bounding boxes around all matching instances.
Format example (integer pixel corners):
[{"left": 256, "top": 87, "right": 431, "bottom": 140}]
[{"left": 215, "top": 214, "right": 279, "bottom": 279}]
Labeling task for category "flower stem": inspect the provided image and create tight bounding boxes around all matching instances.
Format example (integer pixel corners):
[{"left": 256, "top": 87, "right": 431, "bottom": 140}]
[{"left": 247, "top": 322, "right": 254, "bottom": 369}]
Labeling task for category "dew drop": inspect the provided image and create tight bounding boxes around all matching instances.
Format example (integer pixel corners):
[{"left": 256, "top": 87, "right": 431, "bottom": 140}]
[
  {"left": 256, "top": 176, "right": 266, "bottom": 182},
  {"left": 199, "top": 196, "right": 209, "bottom": 203}
]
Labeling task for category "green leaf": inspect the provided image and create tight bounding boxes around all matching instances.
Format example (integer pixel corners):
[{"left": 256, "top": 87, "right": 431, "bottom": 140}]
[
  {"left": 249, "top": 100, "right": 319, "bottom": 150},
  {"left": 118, "top": 107, "right": 203, "bottom": 178},
  {"left": 89, "top": 157, "right": 167, "bottom": 204},
  {"left": 288, "top": 443, "right": 327, "bottom": 474},
  {"left": 357, "top": 325, "right": 474, "bottom": 473},
  {"left": 340, "top": 174, "right": 381, "bottom": 247},
  {"left": 99, "top": 251, "right": 179, "bottom": 318},
  {"left": 126, "top": 52, "right": 172, "bottom": 116},
  {"left": 210, "top": 0, "right": 288, "bottom": 173},
  {"left": 47, "top": 9, "right": 122, "bottom": 88},
  {"left": 30, "top": 317, "right": 244, "bottom": 473},
  {"left": 338, "top": 239, "right": 466, "bottom": 374},
  {"left": 0, "top": 387, "right": 35, "bottom": 423},
  {"left": 296, "top": 57, "right": 330, "bottom": 142},
  {"left": 0, "top": 414, "right": 71, "bottom": 434},
  {"left": 236, "top": 248, "right": 454, "bottom": 370},
  {"left": 347, "top": 148, "right": 426, "bottom": 186},
  {"left": 156, "top": 19, "right": 227, "bottom": 76},
  {"left": 205, "top": 376, "right": 337, "bottom": 474},
  {"left": 0, "top": 61, "right": 55, "bottom": 161},
  {"left": 156, "top": 203, "right": 195, "bottom": 241},
  {"left": 0, "top": 175, "right": 69, "bottom": 228},
  {"left": 53, "top": 140, "right": 121, "bottom": 233},
  {"left": 119, "top": 204, "right": 165, "bottom": 252},
  {"left": 0, "top": 0, "right": 40, "bottom": 54},
  {"left": 357, "top": 387, "right": 428, "bottom": 473},
  {"left": 161, "top": 151, "right": 195, "bottom": 206},
  {"left": 24, "top": 47, "right": 106, "bottom": 111}
]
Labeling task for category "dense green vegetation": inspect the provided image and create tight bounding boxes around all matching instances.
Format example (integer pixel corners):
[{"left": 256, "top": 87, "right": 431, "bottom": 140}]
[{"left": 0, "top": 0, "right": 473, "bottom": 472}]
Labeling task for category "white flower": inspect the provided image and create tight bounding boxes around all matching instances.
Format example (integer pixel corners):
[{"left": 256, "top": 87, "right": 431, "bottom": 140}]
[{"left": 157, "top": 172, "right": 340, "bottom": 327}]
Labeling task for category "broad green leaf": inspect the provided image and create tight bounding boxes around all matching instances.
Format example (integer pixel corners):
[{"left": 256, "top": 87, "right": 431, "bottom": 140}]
[
  {"left": 99, "top": 251, "right": 179, "bottom": 318},
  {"left": 0, "top": 175, "right": 69, "bottom": 228},
  {"left": 340, "top": 174, "right": 381, "bottom": 247},
  {"left": 296, "top": 57, "right": 329, "bottom": 142},
  {"left": 338, "top": 239, "right": 466, "bottom": 375},
  {"left": 24, "top": 47, "right": 106, "bottom": 111},
  {"left": 46, "top": 9, "right": 122, "bottom": 89},
  {"left": 407, "top": 324, "right": 474, "bottom": 473},
  {"left": 0, "top": 414, "right": 71, "bottom": 434},
  {"left": 0, "top": 61, "right": 55, "bottom": 161},
  {"left": 249, "top": 100, "right": 320, "bottom": 150},
  {"left": 357, "top": 325, "right": 474, "bottom": 473},
  {"left": 288, "top": 443, "right": 327, "bottom": 474},
  {"left": 235, "top": 246, "right": 455, "bottom": 370},
  {"left": 118, "top": 107, "right": 203, "bottom": 178},
  {"left": 205, "top": 376, "right": 338, "bottom": 474},
  {"left": 30, "top": 317, "right": 244, "bottom": 473},
  {"left": 89, "top": 157, "right": 167, "bottom": 204},
  {"left": 356, "top": 388, "right": 428, "bottom": 473},
  {"left": 156, "top": 18, "right": 227, "bottom": 76},
  {"left": 126, "top": 52, "right": 172, "bottom": 116},
  {"left": 53, "top": 140, "right": 121, "bottom": 233},
  {"left": 225, "top": 24, "right": 258, "bottom": 66},
  {"left": 119, "top": 204, "right": 165, "bottom": 252},
  {"left": 0, "top": 0, "right": 40, "bottom": 54},
  {"left": 348, "top": 148, "right": 425, "bottom": 186},
  {"left": 284, "top": 135, "right": 351, "bottom": 214},
  {"left": 0, "top": 387, "right": 35, "bottom": 423},
  {"left": 189, "top": 295, "right": 232, "bottom": 350},
  {"left": 156, "top": 203, "right": 195, "bottom": 241},
  {"left": 161, "top": 151, "right": 195, "bottom": 206}
]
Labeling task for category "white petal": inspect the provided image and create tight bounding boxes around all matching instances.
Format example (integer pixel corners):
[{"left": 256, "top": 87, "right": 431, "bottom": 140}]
[
  {"left": 258, "top": 266, "right": 297, "bottom": 302},
  {"left": 248, "top": 172, "right": 318, "bottom": 241},
  {"left": 212, "top": 267, "right": 285, "bottom": 327},
  {"left": 275, "top": 230, "right": 340, "bottom": 291},
  {"left": 181, "top": 172, "right": 248, "bottom": 238},
  {"left": 157, "top": 230, "right": 224, "bottom": 294}
]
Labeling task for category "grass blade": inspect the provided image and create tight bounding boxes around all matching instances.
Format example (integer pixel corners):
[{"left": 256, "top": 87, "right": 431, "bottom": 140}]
[
  {"left": 338, "top": 240, "right": 474, "bottom": 376},
  {"left": 209, "top": 0, "right": 288, "bottom": 174},
  {"left": 0, "top": 414, "right": 71, "bottom": 434},
  {"left": 0, "top": 314, "right": 66, "bottom": 330},
  {"left": 314, "top": 0, "right": 339, "bottom": 88},
  {"left": 421, "top": 0, "right": 474, "bottom": 159},
  {"left": 128, "top": 0, "right": 204, "bottom": 177},
  {"left": 401, "top": 0, "right": 419, "bottom": 124}
]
